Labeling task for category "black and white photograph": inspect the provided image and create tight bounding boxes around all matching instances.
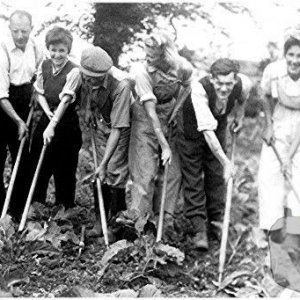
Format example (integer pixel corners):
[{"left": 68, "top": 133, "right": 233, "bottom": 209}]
[{"left": 1, "top": 0, "right": 300, "bottom": 297}]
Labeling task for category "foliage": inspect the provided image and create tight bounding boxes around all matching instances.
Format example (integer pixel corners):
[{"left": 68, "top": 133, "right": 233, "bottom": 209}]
[
  {"left": 0, "top": 117, "right": 285, "bottom": 297},
  {"left": 91, "top": 3, "right": 200, "bottom": 64},
  {"left": 91, "top": 2, "right": 256, "bottom": 64}
]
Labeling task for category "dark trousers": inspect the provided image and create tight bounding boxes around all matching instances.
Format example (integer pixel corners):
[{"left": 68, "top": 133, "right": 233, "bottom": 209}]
[
  {"left": 177, "top": 125, "right": 227, "bottom": 233},
  {"left": 30, "top": 114, "right": 82, "bottom": 209},
  {"left": 0, "top": 84, "right": 32, "bottom": 217}
]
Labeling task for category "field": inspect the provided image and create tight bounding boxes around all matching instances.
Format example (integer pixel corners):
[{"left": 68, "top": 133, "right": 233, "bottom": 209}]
[{"left": 0, "top": 115, "right": 297, "bottom": 297}]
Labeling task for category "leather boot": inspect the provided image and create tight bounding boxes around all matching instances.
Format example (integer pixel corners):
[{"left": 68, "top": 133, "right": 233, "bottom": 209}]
[{"left": 192, "top": 231, "right": 209, "bottom": 250}]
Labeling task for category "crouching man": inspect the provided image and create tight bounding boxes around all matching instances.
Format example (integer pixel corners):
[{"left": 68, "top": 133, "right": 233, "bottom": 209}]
[
  {"left": 177, "top": 58, "right": 252, "bottom": 250},
  {"left": 80, "top": 46, "right": 135, "bottom": 238}
]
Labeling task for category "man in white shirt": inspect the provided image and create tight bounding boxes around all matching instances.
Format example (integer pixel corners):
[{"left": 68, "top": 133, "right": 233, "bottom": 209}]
[
  {"left": 177, "top": 58, "right": 252, "bottom": 250},
  {"left": 0, "top": 10, "right": 42, "bottom": 220}
]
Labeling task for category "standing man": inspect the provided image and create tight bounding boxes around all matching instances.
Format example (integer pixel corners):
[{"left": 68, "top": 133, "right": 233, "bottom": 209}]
[
  {"left": 80, "top": 46, "right": 134, "bottom": 237},
  {"left": 0, "top": 10, "right": 42, "bottom": 219},
  {"left": 177, "top": 58, "right": 252, "bottom": 250}
]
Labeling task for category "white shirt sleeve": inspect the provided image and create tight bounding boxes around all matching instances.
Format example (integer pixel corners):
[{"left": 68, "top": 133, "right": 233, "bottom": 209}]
[
  {"left": 0, "top": 43, "right": 10, "bottom": 100},
  {"left": 260, "top": 63, "right": 273, "bottom": 96},
  {"left": 33, "top": 61, "right": 44, "bottom": 95},
  {"left": 191, "top": 79, "right": 218, "bottom": 132},
  {"left": 130, "top": 63, "right": 157, "bottom": 103},
  {"left": 239, "top": 73, "right": 252, "bottom": 100},
  {"left": 59, "top": 67, "right": 82, "bottom": 103}
]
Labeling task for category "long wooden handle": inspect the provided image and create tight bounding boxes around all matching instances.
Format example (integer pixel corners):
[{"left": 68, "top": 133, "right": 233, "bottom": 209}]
[
  {"left": 156, "top": 128, "right": 173, "bottom": 243},
  {"left": 1, "top": 104, "right": 35, "bottom": 219},
  {"left": 218, "top": 133, "right": 237, "bottom": 285},
  {"left": 156, "top": 163, "right": 169, "bottom": 243},
  {"left": 269, "top": 140, "right": 300, "bottom": 205},
  {"left": 90, "top": 127, "right": 109, "bottom": 248},
  {"left": 18, "top": 144, "right": 47, "bottom": 231}
]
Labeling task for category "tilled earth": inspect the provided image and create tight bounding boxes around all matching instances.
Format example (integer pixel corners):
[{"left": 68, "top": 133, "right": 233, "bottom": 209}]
[{"left": 0, "top": 117, "right": 288, "bottom": 297}]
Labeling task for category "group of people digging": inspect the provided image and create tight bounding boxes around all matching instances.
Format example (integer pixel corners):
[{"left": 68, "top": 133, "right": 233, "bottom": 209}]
[{"left": 1, "top": 9, "right": 300, "bottom": 251}]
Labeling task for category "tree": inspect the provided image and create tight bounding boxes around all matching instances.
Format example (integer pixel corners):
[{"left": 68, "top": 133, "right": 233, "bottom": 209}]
[{"left": 91, "top": 3, "right": 209, "bottom": 64}]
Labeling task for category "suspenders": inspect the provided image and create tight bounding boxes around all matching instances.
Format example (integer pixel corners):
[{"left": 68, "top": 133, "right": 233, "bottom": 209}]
[{"left": 0, "top": 39, "right": 39, "bottom": 74}]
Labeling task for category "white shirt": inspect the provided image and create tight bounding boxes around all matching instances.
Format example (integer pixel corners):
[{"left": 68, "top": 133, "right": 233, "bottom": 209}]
[
  {"left": 191, "top": 73, "right": 252, "bottom": 132},
  {"left": 261, "top": 59, "right": 300, "bottom": 98},
  {"left": 0, "top": 35, "right": 43, "bottom": 99}
]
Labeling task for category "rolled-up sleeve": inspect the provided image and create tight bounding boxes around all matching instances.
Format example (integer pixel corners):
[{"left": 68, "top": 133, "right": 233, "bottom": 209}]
[
  {"left": 131, "top": 64, "right": 157, "bottom": 104},
  {"left": 239, "top": 73, "right": 252, "bottom": 101},
  {"left": 59, "top": 67, "right": 82, "bottom": 103},
  {"left": 191, "top": 80, "right": 217, "bottom": 132},
  {"left": 0, "top": 44, "right": 10, "bottom": 100},
  {"left": 179, "top": 58, "right": 193, "bottom": 87},
  {"left": 260, "top": 63, "right": 273, "bottom": 96},
  {"left": 110, "top": 79, "right": 133, "bottom": 128},
  {"left": 33, "top": 62, "right": 44, "bottom": 95}
]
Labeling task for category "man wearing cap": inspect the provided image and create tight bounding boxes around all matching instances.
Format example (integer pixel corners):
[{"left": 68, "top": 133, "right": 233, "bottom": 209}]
[
  {"left": 0, "top": 10, "right": 42, "bottom": 219},
  {"left": 177, "top": 58, "right": 252, "bottom": 249},
  {"left": 80, "top": 45, "right": 134, "bottom": 237}
]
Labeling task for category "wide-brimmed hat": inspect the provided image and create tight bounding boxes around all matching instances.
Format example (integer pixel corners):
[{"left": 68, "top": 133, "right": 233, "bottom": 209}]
[{"left": 80, "top": 46, "right": 113, "bottom": 77}]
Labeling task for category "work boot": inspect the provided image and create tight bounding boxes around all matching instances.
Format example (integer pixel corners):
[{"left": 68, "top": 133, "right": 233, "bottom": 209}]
[
  {"left": 116, "top": 209, "right": 139, "bottom": 226},
  {"left": 210, "top": 220, "right": 223, "bottom": 241},
  {"left": 192, "top": 231, "right": 209, "bottom": 250},
  {"left": 87, "top": 219, "right": 102, "bottom": 237},
  {"left": 87, "top": 219, "right": 116, "bottom": 243}
]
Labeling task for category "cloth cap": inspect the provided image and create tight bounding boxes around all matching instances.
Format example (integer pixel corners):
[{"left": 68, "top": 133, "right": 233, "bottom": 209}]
[{"left": 80, "top": 46, "right": 113, "bottom": 77}]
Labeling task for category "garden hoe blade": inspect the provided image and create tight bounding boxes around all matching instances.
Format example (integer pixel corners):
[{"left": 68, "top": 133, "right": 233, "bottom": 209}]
[
  {"left": 19, "top": 144, "right": 47, "bottom": 232},
  {"left": 1, "top": 104, "right": 35, "bottom": 219},
  {"left": 218, "top": 132, "right": 237, "bottom": 285},
  {"left": 90, "top": 126, "right": 109, "bottom": 248}
]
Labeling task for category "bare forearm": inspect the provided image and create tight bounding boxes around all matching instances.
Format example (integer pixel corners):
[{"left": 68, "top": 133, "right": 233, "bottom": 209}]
[
  {"left": 0, "top": 99, "right": 23, "bottom": 125},
  {"left": 144, "top": 101, "right": 169, "bottom": 148},
  {"left": 49, "top": 95, "right": 72, "bottom": 128},
  {"left": 101, "top": 128, "right": 121, "bottom": 165},
  {"left": 203, "top": 130, "right": 229, "bottom": 166},
  {"left": 262, "top": 95, "right": 274, "bottom": 126},
  {"left": 37, "top": 93, "right": 53, "bottom": 117}
]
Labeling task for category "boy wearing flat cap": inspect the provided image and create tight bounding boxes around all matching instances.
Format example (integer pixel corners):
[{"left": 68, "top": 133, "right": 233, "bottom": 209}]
[
  {"left": 80, "top": 46, "right": 134, "bottom": 237},
  {"left": 177, "top": 58, "right": 252, "bottom": 250}
]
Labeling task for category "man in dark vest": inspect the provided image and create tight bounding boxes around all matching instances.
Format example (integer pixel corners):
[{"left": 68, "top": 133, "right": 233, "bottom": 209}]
[{"left": 177, "top": 58, "right": 252, "bottom": 250}]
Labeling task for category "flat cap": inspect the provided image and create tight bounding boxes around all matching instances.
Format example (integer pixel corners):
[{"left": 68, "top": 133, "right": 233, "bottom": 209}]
[{"left": 80, "top": 46, "right": 113, "bottom": 77}]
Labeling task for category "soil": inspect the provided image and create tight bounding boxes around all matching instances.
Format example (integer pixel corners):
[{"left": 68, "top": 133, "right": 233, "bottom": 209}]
[{"left": 0, "top": 116, "right": 283, "bottom": 297}]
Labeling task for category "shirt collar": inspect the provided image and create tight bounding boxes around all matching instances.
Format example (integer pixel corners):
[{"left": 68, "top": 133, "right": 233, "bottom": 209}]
[
  {"left": 51, "top": 59, "right": 69, "bottom": 76},
  {"left": 6, "top": 35, "right": 34, "bottom": 53},
  {"left": 92, "top": 69, "right": 111, "bottom": 90}
]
